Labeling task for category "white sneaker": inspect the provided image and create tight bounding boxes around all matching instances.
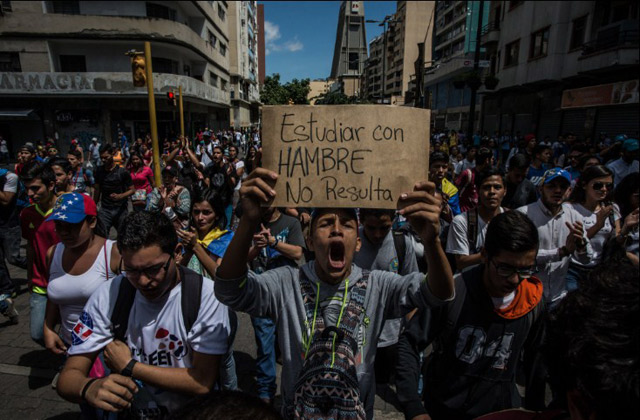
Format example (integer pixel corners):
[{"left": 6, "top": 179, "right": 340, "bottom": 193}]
[{"left": 2, "top": 297, "right": 19, "bottom": 324}]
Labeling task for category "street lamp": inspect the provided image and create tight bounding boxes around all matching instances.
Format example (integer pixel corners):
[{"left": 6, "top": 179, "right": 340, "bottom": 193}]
[{"left": 366, "top": 15, "right": 397, "bottom": 103}]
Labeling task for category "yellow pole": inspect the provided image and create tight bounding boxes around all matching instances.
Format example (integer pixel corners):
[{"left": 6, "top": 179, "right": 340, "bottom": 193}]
[
  {"left": 145, "top": 41, "right": 162, "bottom": 188},
  {"left": 178, "top": 85, "right": 184, "bottom": 138}
]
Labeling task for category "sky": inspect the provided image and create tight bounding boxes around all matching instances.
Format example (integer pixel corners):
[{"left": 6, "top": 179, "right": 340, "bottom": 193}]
[{"left": 260, "top": 1, "right": 397, "bottom": 83}]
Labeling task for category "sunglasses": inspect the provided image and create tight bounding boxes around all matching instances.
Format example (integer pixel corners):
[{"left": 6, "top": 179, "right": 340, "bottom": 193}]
[{"left": 592, "top": 182, "right": 613, "bottom": 190}]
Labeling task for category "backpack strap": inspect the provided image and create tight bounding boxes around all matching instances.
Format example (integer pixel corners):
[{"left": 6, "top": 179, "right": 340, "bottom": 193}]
[
  {"left": 437, "top": 272, "right": 468, "bottom": 350},
  {"left": 392, "top": 231, "right": 406, "bottom": 273},
  {"left": 178, "top": 266, "right": 203, "bottom": 333},
  {"left": 466, "top": 208, "right": 479, "bottom": 254},
  {"left": 111, "top": 277, "right": 137, "bottom": 342},
  {"left": 111, "top": 267, "right": 203, "bottom": 342}
]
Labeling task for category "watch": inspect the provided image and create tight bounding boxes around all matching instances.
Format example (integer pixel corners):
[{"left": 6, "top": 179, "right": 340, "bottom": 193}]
[{"left": 121, "top": 359, "right": 138, "bottom": 378}]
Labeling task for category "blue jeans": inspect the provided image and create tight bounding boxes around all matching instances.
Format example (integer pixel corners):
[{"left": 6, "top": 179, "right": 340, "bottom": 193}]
[
  {"left": 30, "top": 292, "right": 47, "bottom": 346},
  {"left": 251, "top": 316, "right": 277, "bottom": 399},
  {"left": 219, "top": 351, "right": 238, "bottom": 391},
  {"left": 1, "top": 225, "right": 27, "bottom": 269},
  {"left": 565, "top": 264, "right": 592, "bottom": 293}
]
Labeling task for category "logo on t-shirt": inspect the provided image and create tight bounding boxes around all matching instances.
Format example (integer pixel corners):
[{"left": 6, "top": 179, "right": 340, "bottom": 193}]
[
  {"left": 389, "top": 257, "right": 399, "bottom": 273},
  {"left": 72, "top": 311, "right": 94, "bottom": 345}
]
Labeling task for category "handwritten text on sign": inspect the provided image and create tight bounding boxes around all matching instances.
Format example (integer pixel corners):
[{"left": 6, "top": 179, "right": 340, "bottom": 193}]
[{"left": 262, "top": 105, "right": 430, "bottom": 209}]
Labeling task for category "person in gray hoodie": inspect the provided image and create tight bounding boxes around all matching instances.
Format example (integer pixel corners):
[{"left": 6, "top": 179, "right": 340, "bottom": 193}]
[{"left": 215, "top": 168, "right": 455, "bottom": 419}]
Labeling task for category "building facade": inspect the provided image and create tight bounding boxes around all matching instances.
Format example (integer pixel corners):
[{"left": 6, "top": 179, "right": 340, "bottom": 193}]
[
  {"left": 330, "top": 1, "right": 368, "bottom": 96},
  {"left": 0, "top": 1, "right": 232, "bottom": 154},
  {"left": 361, "top": 1, "right": 435, "bottom": 106},
  {"left": 481, "top": 0, "right": 639, "bottom": 141},
  {"left": 228, "top": 0, "right": 260, "bottom": 128},
  {"left": 422, "top": 1, "right": 489, "bottom": 130}
]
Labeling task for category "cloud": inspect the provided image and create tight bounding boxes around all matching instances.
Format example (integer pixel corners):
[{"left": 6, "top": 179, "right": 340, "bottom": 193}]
[{"left": 264, "top": 20, "right": 303, "bottom": 55}]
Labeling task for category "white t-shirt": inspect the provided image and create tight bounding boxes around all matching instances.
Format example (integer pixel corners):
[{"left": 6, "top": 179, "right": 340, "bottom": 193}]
[
  {"left": 48, "top": 240, "right": 116, "bottom": 345},
  {"left": 607, "top": 158, "right": 639, "bottom": 187},
  {"left": 570, "top": 203, "right": 621, "bottom": 268},
  {"left": 233, "top": 160, "right": 245, "bottom": 191},
  {"left": 447, "top": 208, "right": 505, "bottom": 256},
  {"left": 197, "top": 143, "right": 213, "bottom": 167},
  {"left": 2, "top": 172, "right": 18, "bottom": 193},
  {"left": 0, "top": 140, "right": 8, "bottom": 153},
  {"left": 68, "top": 275, "right": 230, "bottom": 412},
  {"left": 491, "top": 290, "right": 515, "bottom": 309}
]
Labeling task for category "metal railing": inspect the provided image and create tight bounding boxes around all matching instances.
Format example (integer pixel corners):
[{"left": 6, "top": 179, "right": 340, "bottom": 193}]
[
  {"left": 480, "top": 20, "right": 500, "bottom": 36},
  {"left": 581, "top": 30, "right": 638, "bottom": 55}
]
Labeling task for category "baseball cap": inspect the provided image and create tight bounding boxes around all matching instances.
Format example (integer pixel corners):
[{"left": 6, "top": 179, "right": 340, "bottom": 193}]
[
  {"left": 48, "top": 193, "right": 97, "bottom": 224},
  {"left": 92, "top": 137, "right": 98, "bottom": 142},
  {"left": 524, "top": 133, "right": 536, "bottom": 143},
  {"left": 19, "top": 144, "right": 36, "bottom": 154},
  {"left": 541, "top": 168, "right": 571, "bottom": 185},
  {"left": 622, "top": 138, "right": 639, "bottom": 152}
]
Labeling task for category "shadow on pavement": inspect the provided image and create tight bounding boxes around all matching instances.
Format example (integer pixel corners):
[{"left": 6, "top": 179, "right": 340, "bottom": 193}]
[
  {"left": 233, "top": 350, "right": 257, "bottom": 394},
  {"left": 375, "top": 382, "right": 403, "bottom": 412}
]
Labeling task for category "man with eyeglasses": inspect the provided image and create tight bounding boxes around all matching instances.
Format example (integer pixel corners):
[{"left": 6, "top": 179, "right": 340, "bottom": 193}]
[
  {"left": 56, "top": 211, "right": 230, "bottom": 416},
  {"left": 396, "top": 211, "right": 547, "bottom": 420},
  {"left": 517, "top": 168, "right": 592, "bottom": 309}
]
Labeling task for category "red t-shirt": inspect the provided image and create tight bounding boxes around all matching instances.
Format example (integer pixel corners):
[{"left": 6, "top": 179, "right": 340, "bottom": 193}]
[
  {"left": 130, "top": 166, "right": 154, "bottom": 193},
  {"left": 20, "top": 205, "right": 60, "bottom": 291}
]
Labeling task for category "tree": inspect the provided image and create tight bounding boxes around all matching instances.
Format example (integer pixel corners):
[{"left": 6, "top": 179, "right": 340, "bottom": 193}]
[
  {"left": 315, "top": 91, "right": 372, "bottom": 105},
  {"left": 260, "top": 73, "right": 311, "bottom": 105}
]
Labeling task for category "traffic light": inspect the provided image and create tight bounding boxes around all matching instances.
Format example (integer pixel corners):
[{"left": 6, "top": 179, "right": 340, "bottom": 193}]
[
  {"left": 167, "top": 91, "right": 177, "bottom": 107},
  {"left": 130, "top": 54, "right": 146, "bottom": 87}
]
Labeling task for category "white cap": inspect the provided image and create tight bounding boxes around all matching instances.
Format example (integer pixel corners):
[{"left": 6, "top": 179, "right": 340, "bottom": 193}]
[{"left": 92, "top": 137, "right": 98, "bottom": 141}]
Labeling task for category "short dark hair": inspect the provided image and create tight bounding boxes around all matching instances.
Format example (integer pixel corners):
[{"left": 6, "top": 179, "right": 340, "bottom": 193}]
[
  {"left": 476, "top": 147, "right": 493, "bottom": 166},
  {"left": 508, "top": 153, "right": 530, "bottom": 171},
  {"left": 99, "top": 144, "right": 114, "bottom": 155},
  {"left": 359, "top": 208, "right": 396, "bottom": 221},
  {"left": 430, "top": 151, "right": 449, "bottom": 164},
  {"left": 167, "top": 390, "right": 283, "bottom": 420},
  {"left": 533, "top": 143, "right": 551, "bottom": 158},
  {"left": 21, "top": 162, "right": 55, "bottom": 187},
  {"left": 544, "top": 260, "right": 639, "bottom": 420},
  {"left": 117, "top": 211, "right": 178, "bottom": 255},
  {"left": 49, "top": 157, "right": 72, "bottom": 175},
  {"left": 67, "top": 149, "right": 83, "bottom": 160},
  {"left": 475, "top": 167, "right": 504, "bottom": 189},
  {"left": 484, "top": 211, "right": 539, "bottom": 259},
  {"left": 615, "top": 172, "right": 640, "bottom": 219}
]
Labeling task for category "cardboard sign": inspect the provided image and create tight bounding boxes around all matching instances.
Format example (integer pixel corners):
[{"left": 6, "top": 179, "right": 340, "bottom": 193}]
[{"left": 261, "top": 105, "right": 430, "bottom": 209}]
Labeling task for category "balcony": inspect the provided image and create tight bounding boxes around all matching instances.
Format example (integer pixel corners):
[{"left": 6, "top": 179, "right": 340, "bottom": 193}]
[
  {"left": 480, "top": 20, "right": 500, "bottom": 47},
  {"left": 0, "top": 72, "right": 229, "bottom": 105},
  {"left": 578, "top": 29, "right": 639, "bottom": 74}
]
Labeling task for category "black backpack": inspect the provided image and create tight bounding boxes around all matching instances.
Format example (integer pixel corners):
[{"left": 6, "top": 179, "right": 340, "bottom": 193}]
[{"left": 111, "top": 266, "right": 203, "bottom": 342}]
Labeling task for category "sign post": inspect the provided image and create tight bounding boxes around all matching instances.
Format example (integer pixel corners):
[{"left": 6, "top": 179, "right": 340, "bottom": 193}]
[
  {"left": 144, "top": 41, "right": 162, "bottom": 188},
  {"left": 261, "top": 105, "right": 431, "bottom": 209}
]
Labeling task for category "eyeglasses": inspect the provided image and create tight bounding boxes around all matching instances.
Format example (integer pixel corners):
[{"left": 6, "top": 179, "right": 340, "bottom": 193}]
[
  {"left": 592, "top": 182, "right": 613, "bottom": 191},
  {"left": 491, "top": 260, "right": 538, "bottom": 280},
  {"left": 121, "top": 255, "right": 172, "bottom": 279}
]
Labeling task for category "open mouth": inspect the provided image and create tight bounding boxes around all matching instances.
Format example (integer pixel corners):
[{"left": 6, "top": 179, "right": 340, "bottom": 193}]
[{"left": 328, "top": 241, "right": 346, "bottom": 270}]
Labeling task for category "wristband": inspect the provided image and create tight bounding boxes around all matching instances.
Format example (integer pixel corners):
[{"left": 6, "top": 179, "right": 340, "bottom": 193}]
[
  {"left": 121, "top": 359, "right": 138, "bottom": 378},
  {"left": 560, "top": 246, "right": 569, "bottom": 257},
  {"left": 271, "top": 237, "right": 279, "bottom": 248},
  {"left": 81, "top": 378, "right": 99, "bottom": 401}
]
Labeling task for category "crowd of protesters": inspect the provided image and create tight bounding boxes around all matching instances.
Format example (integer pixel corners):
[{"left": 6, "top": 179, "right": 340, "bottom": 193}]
[{"left": 0, "top": 124, "right": 637, "bottom": 420}]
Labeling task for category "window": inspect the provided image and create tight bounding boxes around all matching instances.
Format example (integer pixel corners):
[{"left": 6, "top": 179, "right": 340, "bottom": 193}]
[
  {"left": 569, "top": 16, "right": 587, "bottom": 50},
  {"left": 219, "top": 43, "right": 226, "bottom": 56},
  {"left": 0, "top": 52, "right": 20, "bottom": 71},
  {"left": 146, "top": 2, "right": 176, "bottom": 21},
  {"left": 218, "top": 3, "right": 226, "bottom": 20},
  {"left": 504, "top": 39, "right": 519, "bottom": 67},
  {"left": 221, "top": 79, "right": 227, "bottom": 91},
  {"left": 153, "top": 57, "right": 178, "bottom": 74},
  {"left": 348, "top": 52, "right": 359, "bottom": 70},
  {"left": 52, "top": 1, "right": 79, "bottom": 14},
  {"left": 529, "top": 27, "right": 550, "bottom": 59},
  {"left": 59, "top": 55, "right": 86, "bottom": 72},
  {"left": 208, "top": 30, "right": 217, "bottom": 47},
  {"left": 209, "top": 71, "right": 218, "bottom": 87}
]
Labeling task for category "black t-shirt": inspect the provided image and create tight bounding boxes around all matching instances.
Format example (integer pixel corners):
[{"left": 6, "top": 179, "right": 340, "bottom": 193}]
[
  {"left": 503, "top": 179, "right": 537, "bottom": 209},
  {"left": 95, "top": 165, "right": 133, "bottom": 207},
  {"left": 203, "top": 162, "right": 235, "bottom": 206},
  {"left": 251, "top": 213, "right": 306, "bottom": 272}
]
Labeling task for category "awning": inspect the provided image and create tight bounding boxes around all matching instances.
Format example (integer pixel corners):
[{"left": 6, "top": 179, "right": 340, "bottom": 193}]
[{"left": 0, "top": 109, "right": 38, "bottom": 120}]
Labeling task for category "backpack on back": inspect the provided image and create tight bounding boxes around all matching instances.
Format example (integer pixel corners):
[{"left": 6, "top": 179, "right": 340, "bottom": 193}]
[
  {"left": 292, "top": 269, "right": 370, "bottom": 420},
  {"left": 111, "top": 266, "right": 203, "bottom": 342}
]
